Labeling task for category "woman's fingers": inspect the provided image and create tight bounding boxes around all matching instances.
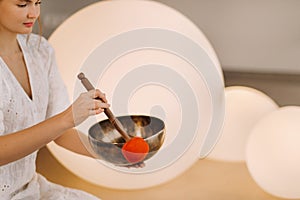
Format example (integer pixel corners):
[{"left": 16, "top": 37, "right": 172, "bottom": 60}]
[
  {"left": 88, "top": 108, "right": 104, "bottom": 116},
  {"left": 87, "top": 89, "right": 110, "bottom": 116},
  {"left": 72, "top": 89, "right": 110, "bottom": 125},
  {"left": 88, "top": 89, "right": 108, "bottom": 103},
  {"left": 89, "top": 100, "right": 110, "bottom": 113},
  {"left": 88, "top": 103, "right": 109, "bottom": 116}
]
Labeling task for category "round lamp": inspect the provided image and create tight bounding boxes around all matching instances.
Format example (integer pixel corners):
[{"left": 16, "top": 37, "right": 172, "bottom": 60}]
[
  {"left": 208, "top": 86, "right": 278, "bottom": 162},
  {"left": 246, "top": 106, "right": 300, "bottom": 199},
  {"left": 47, "top": 0, "right": 225, "bottom": 189}
]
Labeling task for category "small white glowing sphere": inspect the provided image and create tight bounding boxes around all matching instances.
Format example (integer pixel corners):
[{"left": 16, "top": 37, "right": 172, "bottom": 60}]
[
  {"left": 208, "top": 86, "right": 278, "bottom": 162},
  {"left": 246, "top": 106, "right": 300, "bottom": 199}
]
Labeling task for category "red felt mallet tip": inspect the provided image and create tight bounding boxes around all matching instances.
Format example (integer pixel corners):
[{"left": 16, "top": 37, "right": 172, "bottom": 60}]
[{"left": 122, "top": 137, "right": 150, "bottom": 163}]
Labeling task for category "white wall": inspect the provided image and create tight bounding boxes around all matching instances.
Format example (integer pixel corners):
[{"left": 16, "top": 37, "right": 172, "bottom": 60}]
[
  {"left": 154, "top": 0, "right": 300, "bottom": 74},
  {"left": 40, "top": 0, "right": 300, "bottom": 74}
]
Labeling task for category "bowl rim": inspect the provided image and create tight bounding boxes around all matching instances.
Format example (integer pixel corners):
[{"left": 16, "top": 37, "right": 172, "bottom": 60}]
[{"left": 88, "top": 114, "right": 166, "bottom": 144}]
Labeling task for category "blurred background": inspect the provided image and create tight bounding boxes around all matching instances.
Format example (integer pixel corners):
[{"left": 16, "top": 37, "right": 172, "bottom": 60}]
[{"left": 36, "top": 1, "right": 300, "bottom": 199}]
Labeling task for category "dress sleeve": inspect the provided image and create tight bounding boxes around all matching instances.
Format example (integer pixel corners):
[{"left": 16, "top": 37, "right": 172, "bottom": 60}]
[
  {"left": 45, "top": 42, "right": 71, "bottom": 119},
  {"left": 0, "top": 77, "right": 4, "bottom": 134}
]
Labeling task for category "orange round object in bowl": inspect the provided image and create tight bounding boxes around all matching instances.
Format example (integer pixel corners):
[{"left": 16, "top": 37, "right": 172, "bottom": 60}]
[{"left": 122, "top": 137, "right": 150, "bottom": 163}]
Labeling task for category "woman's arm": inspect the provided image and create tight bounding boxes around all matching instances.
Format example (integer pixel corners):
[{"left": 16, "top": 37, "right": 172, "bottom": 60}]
[
  {"left": 54, "top": 128, "right": 92, "bottom": 157},
  {"left": 0, "top": 89, "right": 109, "bottom": 166},
  {"left": 0, "top": 110, "right": 71, "bottom": 166}
]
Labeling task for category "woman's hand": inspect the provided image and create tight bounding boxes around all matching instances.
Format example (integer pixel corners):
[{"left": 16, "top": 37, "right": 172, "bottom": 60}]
[{"left": 64, "top": 89, "right": 110, "bottom": 127}]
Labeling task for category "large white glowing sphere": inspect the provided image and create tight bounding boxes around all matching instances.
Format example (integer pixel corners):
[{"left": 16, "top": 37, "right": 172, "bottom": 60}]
[
  {"left": 208, "top": 86, "right": 278, "bottom": 162},
  {"left": 246, "top": 106, "right": 300, "bottom": 199},
  {"left": 47, "top": 0, "right": 225, "bottom": 189}
]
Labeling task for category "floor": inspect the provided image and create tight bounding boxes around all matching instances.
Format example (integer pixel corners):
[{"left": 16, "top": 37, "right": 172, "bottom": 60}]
[
  {"left": 36, "top": 71, "right": 300, "bottom": 200},
  {"left": 37, "top": 147, "right": 282, "bottom": 200}
]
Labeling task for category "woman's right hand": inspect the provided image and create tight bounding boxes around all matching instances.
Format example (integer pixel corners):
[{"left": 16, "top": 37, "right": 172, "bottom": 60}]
[{"left": 64, "top": 89, "right": 110, "bottom": 127}]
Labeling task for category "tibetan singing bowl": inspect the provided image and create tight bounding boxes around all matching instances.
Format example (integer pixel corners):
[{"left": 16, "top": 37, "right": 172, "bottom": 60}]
[{"left": 88, "top": 115, "right": 166, "bottom": 166}]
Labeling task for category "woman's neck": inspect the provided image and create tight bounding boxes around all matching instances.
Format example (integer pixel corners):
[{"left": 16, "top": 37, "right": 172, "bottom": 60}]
[{"left": 0, "top": 31, "right": 20, "bottom": 56}]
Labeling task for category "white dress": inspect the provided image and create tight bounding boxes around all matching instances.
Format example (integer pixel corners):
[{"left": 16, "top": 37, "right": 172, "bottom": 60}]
[{"left": 0, "top": 34, "right": 99, "bottom": 200}]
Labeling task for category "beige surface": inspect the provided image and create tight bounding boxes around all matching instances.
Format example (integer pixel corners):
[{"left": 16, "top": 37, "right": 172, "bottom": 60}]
[{"left": 37, "top": 147, "right": 282, "bottom": 200}]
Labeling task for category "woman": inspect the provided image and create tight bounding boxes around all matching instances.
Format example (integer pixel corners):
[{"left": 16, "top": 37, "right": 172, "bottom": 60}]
[{"left": 0, "top": 0, "right": 109, "bottom": 199}]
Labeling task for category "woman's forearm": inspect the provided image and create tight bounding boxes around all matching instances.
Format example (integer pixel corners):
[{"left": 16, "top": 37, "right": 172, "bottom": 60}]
[
  {"left": 0, "top": 89, "right": 109, "bottom": 166},
  {"left": 54, "top": 128, "right": 92, "bottom": 157},
  {"left": 0, "top": 110, "right": 73, "bottom": 166}
]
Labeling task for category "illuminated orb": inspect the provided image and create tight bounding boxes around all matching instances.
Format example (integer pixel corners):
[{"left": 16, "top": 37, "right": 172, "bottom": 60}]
[
  {"left": 208, "top": 86, "right": 278, "bottom": 162},
  {"left": 47, "top": 0, "right": 225, "bottom": 189},
  {"left": 246, "top": 106, "right": 300, "bottom": 199}
]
